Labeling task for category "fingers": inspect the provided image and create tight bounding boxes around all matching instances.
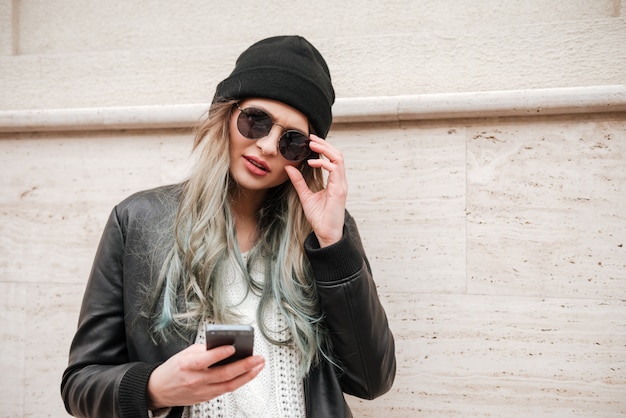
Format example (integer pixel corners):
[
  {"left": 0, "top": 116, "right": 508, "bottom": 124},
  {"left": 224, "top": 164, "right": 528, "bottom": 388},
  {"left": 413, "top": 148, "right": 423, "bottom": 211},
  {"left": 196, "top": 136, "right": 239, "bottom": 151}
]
[
  {"left": 187, "top": 343, "right": 262, "bottom": 369},
  {"left": 207, "top": 357, "right": 265, "bottom": 392},
  {"left": 186, "top": 343, "right": 236, "bottom": 369},
  {"left": 206, "top": 345, "right": 236, "bottom": 368},
  {"left": 284, "top": 165, "right": 311, "bottom": 199},
  {"left": 148, "top": 344, "right": 266, "bottom": 409},
  {"left": 191, "top": 343, "right": 264, "bottom": 381},
  {"left": 307, "top": 136, "right": 347, "bottom": 188},
  {"left": 205, "top": 354, "right": 265, "bottom": 384},
  {"left": 285, "top": 135, "right": 347, "bottom": 246},
  {"left": 286, "top": 134, "right": 348, "bottom": 201},
  {"left": 308, "top": 134, "right": 344, "bottom": 167}
]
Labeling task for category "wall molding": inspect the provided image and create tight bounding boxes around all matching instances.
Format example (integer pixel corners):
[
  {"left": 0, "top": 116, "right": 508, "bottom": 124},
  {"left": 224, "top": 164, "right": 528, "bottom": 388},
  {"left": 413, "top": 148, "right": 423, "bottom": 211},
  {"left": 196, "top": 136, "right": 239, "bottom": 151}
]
[{"left": 1, "top": 85, "right": 625, "bottom": 133}]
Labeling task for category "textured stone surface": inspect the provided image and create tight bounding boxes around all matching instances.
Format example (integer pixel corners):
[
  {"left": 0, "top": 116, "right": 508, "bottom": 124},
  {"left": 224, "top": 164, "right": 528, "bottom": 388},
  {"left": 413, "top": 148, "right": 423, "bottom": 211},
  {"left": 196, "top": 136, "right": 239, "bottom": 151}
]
[
  {"left": 1, "top": 113, "right": 625, "bottom": 417},
  {"left": 1, "top": 5, "right": 625, "bottom": 109},
  {"left": 0, "top": 2, "right": 625, "bottom": 416}
]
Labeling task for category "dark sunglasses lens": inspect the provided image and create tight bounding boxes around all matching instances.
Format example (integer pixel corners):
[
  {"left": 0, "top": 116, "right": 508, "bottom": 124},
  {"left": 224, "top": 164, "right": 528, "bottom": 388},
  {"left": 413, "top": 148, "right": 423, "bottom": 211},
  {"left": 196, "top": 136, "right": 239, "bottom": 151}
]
[
  {"left": 237, "top": 108, "right": 273, "bottom": 139},
  {"left": 279, "top": 131, "right": 311, "bottom": 161}
]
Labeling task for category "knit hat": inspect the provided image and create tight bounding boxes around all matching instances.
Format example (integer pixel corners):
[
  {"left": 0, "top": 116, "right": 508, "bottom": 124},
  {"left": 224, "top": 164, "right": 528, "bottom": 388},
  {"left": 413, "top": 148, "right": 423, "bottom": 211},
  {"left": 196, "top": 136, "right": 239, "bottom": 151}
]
[{"left": 213, "top": 35, "right": 335, "bottom": 137}]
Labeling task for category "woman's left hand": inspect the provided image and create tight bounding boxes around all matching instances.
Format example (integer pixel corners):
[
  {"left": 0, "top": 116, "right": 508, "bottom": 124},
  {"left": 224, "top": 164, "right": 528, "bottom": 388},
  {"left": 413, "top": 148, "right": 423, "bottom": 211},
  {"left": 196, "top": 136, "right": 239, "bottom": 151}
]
[{"left": 285, "top": 134, "right": 347, "bottom": 247}]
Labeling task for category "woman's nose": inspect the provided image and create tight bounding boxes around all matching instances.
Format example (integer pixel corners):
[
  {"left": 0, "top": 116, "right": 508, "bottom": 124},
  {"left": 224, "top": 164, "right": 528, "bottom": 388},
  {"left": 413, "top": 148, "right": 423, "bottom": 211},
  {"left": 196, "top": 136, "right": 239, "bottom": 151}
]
[{"left": 256, "top": 126, "right": 282, "bottom": 156}]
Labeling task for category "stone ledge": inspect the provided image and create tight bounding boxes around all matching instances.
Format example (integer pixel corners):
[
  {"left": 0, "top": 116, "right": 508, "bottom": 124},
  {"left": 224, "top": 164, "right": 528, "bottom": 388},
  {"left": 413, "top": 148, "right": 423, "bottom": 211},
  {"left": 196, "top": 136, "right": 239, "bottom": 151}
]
[{"left": 1, "top": 85, "right": 625, "bottom": 133}]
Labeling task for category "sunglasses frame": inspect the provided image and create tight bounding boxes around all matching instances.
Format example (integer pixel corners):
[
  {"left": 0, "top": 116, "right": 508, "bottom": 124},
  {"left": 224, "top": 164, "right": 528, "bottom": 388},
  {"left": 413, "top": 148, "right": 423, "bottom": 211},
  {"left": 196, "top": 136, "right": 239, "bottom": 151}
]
[{"left": 234, "top": 104, "right": 313, "bottom": 162}]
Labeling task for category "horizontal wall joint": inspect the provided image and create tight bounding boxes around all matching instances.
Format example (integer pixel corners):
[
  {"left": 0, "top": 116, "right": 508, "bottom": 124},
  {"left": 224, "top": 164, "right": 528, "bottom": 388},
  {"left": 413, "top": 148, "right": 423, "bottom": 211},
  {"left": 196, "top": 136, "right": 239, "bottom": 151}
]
[{"left": 1, "top": 85, "right": 625, "bottom": 133}]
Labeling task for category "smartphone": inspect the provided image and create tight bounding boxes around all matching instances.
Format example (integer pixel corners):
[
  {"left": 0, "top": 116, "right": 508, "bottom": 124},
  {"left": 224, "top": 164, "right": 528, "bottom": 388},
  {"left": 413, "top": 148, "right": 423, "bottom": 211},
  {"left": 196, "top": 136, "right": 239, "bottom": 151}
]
[{"left": 205, "top": 324, "right": 254, "bottom": 366}]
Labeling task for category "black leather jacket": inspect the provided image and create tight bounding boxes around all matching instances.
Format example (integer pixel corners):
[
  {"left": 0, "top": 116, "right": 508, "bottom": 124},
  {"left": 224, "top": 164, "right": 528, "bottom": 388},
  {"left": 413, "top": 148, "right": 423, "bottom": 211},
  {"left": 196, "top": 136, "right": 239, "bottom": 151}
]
[{"left": 61, "top": 185, "right": 396, "bottom": 418}]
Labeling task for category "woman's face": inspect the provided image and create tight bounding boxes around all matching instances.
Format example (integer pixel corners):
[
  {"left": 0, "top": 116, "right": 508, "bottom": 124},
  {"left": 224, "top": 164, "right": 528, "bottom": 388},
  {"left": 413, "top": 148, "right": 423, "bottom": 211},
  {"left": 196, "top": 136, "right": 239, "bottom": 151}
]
[{"left": 228, "top": 98, "right": 309, "bottom": 193}]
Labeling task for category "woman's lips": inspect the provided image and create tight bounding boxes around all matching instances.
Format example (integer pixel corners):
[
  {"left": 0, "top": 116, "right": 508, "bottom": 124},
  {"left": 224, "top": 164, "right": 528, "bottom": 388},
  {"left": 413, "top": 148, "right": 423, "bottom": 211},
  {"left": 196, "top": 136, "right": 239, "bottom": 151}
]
[{"left": 244, "top": 155, "right": 270, "bottom": 176}]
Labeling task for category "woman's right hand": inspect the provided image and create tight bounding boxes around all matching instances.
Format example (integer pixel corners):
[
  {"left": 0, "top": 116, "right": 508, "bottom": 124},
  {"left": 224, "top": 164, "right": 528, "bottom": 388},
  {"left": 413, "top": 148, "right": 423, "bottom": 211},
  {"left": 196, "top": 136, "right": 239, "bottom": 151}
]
[{"left": 147, "top": 343, "right": 265, "bottom": 409}]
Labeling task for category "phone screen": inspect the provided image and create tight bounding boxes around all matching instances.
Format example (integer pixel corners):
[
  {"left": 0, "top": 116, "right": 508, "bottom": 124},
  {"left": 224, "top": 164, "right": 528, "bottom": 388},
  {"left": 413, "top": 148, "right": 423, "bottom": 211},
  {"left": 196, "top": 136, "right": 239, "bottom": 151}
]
[{"left": 205, "top": 324, "right": 254, "bottom": 366}]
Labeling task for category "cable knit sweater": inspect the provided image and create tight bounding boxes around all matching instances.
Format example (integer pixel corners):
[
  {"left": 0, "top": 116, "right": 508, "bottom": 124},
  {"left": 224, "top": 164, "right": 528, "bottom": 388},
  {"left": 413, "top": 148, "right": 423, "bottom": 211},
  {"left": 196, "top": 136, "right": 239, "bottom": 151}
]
[{"left": 185, "top": 253, "right": 306, "bottom": 417}]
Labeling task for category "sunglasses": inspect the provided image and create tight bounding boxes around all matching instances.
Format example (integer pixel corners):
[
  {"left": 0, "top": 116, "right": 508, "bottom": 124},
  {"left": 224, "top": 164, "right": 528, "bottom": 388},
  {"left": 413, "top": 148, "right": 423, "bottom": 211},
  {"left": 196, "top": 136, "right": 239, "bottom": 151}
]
[{"left": 235, "top": 104, "right": 312, "bottom": 162}]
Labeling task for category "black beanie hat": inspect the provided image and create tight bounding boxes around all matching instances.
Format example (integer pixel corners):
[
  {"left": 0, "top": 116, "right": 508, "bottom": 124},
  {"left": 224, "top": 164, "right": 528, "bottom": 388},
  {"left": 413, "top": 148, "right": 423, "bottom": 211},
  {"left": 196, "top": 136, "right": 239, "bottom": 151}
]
[{"left": 213, "top": 35, "right": 335, "bottom": 137}]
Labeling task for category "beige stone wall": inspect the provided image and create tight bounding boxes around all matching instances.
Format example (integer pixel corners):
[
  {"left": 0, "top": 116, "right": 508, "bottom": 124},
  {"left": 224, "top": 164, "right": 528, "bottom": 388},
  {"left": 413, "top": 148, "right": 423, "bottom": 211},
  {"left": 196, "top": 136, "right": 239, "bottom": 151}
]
[
  {"left": 1, "top": 1, "right": 625, "bottom": 417},
  {"left": 2, "top": 0, "right": 625, "bottom": 109}
]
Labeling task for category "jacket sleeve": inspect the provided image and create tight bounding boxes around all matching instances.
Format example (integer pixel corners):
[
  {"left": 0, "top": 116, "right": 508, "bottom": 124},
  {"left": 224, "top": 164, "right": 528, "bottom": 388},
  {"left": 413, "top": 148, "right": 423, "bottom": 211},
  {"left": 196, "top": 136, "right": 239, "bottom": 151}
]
[
  {"left": 61, "top": 206, "right": 160, "bottom": 418},
  {"left": 304, "top": 211, "right": 396, "bottom": 399}
]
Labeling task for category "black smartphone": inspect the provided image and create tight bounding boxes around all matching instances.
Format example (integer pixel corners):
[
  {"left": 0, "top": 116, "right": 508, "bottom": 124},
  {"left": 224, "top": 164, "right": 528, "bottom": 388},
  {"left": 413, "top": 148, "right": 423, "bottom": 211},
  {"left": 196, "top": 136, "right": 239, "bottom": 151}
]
[{"left": 205, "top": 324, "right": 254, "bottom": 366}]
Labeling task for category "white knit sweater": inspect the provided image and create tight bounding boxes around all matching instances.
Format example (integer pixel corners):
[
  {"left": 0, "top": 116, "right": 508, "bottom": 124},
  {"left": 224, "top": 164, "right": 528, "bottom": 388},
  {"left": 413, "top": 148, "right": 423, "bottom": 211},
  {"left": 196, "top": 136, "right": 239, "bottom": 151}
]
[{"left": 184, "top": 254, "right": 306, "bottom": 418}]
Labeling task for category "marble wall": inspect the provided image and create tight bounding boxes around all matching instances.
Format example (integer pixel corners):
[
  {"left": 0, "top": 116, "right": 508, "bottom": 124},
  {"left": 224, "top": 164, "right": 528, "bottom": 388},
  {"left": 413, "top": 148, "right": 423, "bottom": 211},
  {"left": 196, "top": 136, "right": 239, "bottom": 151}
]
[
  {"left": 342, "top": 113, "right": 626, "bottom": 417},
  {"left": 2, "top": 2, "right": 625, "bottom": 110},
  {"left": 1, "top": 111, "right": 624, "bottom": 416},
  {"left": 1, "top": 1, "right": 625, "bottom": 415}
]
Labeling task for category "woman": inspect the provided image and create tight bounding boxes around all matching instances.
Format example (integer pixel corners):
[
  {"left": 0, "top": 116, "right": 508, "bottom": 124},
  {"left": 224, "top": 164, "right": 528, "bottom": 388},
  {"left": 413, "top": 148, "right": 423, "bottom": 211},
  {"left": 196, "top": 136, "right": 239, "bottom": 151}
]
[{"left": 61, "top": 35, "right": 396, "bottom": 418}]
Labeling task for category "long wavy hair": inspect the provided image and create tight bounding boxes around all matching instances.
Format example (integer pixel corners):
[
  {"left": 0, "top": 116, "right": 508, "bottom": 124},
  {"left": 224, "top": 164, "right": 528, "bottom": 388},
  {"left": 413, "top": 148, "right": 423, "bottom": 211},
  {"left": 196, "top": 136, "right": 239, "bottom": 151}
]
[{"left": 146, "top": 99, "right": 329, "bottom": 375}]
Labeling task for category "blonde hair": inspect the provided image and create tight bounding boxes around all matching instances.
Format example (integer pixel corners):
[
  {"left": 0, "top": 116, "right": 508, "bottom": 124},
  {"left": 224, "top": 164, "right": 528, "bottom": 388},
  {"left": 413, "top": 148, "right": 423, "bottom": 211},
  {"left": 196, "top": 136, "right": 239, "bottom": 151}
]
[{"left": 148, "top": 100, "right": 329, "bottom": 375}]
